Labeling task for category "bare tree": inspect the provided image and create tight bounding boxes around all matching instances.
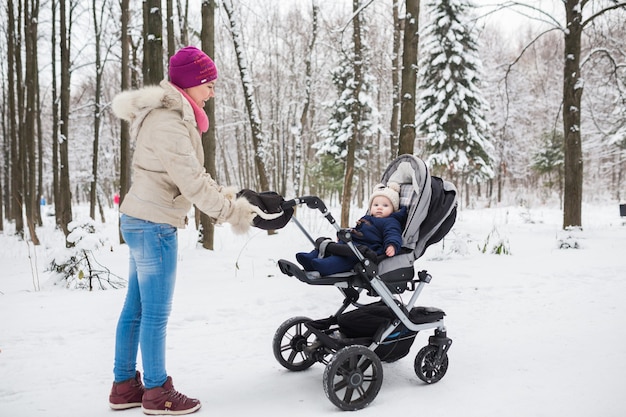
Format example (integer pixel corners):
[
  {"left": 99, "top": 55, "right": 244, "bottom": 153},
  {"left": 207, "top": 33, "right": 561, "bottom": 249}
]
[
  {"left": 389, "top": 0, "right": 403, "bottom": 158},
  {"left": 176, "top": 0, "right": 189, "bottom": 46},
  {"left": 0, "top": 75, "right": 4, "bottom": 232},
  {"left": 294, "top": 0, "right": 319, "bottom": 197},
  {"left": 1, "top": 69, "right": 8, "bottom": 233},
  {"left": 561, "top": 0, "right": 585, "bottom": 229},
  {"left": 143, "top": 0, "right": 164, "bottom": 85},
  {"left": 36, "top": 54, "right": 43, "bottom": 228},
  {"left": 24, "top": 0, "right": 41, "bottom": 244},
  {"left": 117, "top": 0, "right": 131, "bottom": 243},
  {"left": 199, "top": 0, "right": 217, "bottom": 250},
  {"left": 501, "top": 0, "right": 626, "bottom": 228},
  {"left": 89, "top": 0, "right": 106, "bottom": 222},
  {"left": 58, "top": 0, "right": 74, "bottom": 240},
  {"left": 339, "top": 0, "right": 365, "bottom": 227},
  {"left": 7, "top": 0, "right": 24, "bottom": 238},
  {"left": 166, "top": 0, "right": 175, "bottom": 58},
  {"left": 222, "top": 0, "right": 270, "bottom": 192},
  {"left": 50, "top": 0, "right": 60, "bottom": 229},
  {"left": 398, "top": 0, "right": 419, "bottom": 155}
]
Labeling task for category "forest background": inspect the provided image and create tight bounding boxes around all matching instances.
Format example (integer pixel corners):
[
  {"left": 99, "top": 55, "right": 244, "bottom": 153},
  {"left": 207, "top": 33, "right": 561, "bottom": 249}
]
[{"left": 0, "top": 0, "right": 625, "bottom": 249}]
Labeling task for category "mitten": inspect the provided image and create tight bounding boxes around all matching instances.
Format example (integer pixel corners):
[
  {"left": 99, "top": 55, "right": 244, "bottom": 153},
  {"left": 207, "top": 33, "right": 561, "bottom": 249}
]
[
  {"left": 236, "top": 189, "right": 294, "bottom": 230},
  {"left": 221, "top": 187, "right": 281, "bottom": 234},
  {"left": 224, "top": 196, "right": 256, "bottom": 234}
]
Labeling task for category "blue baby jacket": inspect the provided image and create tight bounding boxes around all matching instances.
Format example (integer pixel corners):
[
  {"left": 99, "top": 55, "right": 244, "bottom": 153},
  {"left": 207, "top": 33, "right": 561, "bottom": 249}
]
[{"left": 351, "top": 206, "right": 407, "bottom": 255}]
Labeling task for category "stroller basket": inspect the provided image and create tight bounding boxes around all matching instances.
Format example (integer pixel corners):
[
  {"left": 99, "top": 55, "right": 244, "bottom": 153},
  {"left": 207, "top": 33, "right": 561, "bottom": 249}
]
[{"left": 272, "top": 155, "right": 457, "bottom": 411}]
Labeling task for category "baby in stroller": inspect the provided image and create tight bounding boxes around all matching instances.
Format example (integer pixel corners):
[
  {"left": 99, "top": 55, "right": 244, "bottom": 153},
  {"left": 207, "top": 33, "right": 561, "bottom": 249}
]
[
  {"left": 270, "top": 155, "right": 458, "bottom": 411},
  {"left": 295, "top": 182, "right": 407, "bottom": 276}
]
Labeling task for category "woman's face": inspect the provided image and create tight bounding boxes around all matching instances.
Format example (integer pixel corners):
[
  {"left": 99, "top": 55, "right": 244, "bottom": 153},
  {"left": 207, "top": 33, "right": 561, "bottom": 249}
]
[{"left": 184, "top": 81, "right": 216, "bottom": 108}]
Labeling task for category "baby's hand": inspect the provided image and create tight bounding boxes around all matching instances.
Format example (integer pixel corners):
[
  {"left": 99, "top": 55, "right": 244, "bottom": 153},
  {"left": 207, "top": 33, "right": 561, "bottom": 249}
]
[{"left": 385, "top": 245, "right": 396, "bottom": 257}]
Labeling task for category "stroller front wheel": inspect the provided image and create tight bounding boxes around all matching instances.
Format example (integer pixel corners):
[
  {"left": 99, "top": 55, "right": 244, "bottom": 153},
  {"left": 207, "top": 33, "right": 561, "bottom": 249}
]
[
  {"left": 323, "top": 345, "right": 383, "bottom": 411},
  {"left": 272, "top": 316, "right": 317, "bottom": 371},
  {"left": 414, "top": 345, "right": 449, "bottom": 384}
]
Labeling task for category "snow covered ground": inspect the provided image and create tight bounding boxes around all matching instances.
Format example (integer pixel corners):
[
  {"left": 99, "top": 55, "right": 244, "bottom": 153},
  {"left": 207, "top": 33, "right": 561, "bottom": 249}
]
[{"left": 1, "top": 202, "right": 625, "bottom": 417}]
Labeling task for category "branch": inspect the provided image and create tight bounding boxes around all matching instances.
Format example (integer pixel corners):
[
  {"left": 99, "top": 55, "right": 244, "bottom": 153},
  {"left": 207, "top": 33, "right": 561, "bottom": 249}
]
[
  {"left": 475, "top": 1, "right": 564, "bottom": 30},
  {"left": 582, "top": 2, "right": 626, "bottom": 28},
  {"left": 500, "top": 26, "right": 562, "bottom": 137},
  {"left": 581, "top": 48, "right": 626, "bottom": 99}
]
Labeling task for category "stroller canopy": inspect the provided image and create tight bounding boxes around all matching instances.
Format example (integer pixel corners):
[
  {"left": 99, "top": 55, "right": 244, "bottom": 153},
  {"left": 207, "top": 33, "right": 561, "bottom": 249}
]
[{"left": 376, "top": 155, "right": 457, "bottom": 275}]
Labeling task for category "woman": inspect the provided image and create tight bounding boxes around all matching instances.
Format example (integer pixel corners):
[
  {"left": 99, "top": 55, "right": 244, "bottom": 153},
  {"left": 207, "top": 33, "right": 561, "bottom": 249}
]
[{"left": 108, "top": 46, "right": 271, "bottom": 415}]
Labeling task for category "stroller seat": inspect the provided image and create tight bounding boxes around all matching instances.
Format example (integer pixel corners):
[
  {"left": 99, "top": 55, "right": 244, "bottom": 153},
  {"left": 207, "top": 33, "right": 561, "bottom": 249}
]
[
  {"left": 272, "top": 155, "right": 457, "bottom": 411},
  {"left": 278, "top": 255, "right": 416, "bottom": 295},
  {"left": 278, "top": 258, "right": 392, "bottom": 293}
]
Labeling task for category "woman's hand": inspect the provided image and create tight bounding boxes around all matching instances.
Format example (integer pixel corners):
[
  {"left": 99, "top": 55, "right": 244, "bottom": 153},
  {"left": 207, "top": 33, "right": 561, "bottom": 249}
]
[
  {"left": 224, "top": 197, "right": 258, "bottom": 234},
  {"left": 221, "top": 188, "right": 284, "bottom": 234}
]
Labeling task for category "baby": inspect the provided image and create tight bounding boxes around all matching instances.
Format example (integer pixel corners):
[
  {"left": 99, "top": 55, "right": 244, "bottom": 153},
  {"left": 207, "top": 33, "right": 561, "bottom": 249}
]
[{"left": 296, "top": 182, "right": 407, "bottom": 276}]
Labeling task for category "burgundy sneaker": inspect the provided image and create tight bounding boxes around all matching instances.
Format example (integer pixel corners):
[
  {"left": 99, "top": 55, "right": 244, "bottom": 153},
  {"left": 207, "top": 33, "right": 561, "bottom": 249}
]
[
  {"left": 109, "top": 371, "right": 145, "bottom": 410},
  {"left": 142, "top": 376, "right": 201, "bottom": 415}
]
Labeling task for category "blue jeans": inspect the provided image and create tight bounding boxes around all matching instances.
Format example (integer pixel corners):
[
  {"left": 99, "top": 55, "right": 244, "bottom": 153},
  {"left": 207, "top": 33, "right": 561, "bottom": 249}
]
[{"left": 114, "top": 214, "right": 178, "bottom": 389}]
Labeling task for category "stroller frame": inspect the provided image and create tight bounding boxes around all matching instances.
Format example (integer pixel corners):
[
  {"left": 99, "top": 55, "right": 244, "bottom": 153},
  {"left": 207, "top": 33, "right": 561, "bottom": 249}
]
[{"left": 273, "top": 155, "right": 457, "bottom": 411}]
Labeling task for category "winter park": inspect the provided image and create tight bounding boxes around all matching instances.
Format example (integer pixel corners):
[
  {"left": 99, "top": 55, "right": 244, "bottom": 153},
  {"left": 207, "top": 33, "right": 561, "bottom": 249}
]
[{"left": 1, "top": 1, "right": 626, "bottom": 417}]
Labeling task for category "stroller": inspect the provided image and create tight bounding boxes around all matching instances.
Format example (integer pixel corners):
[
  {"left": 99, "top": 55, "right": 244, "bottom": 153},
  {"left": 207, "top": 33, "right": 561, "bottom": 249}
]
[{"left": 272, "top": 154, "right": 458, "bottom": 411}]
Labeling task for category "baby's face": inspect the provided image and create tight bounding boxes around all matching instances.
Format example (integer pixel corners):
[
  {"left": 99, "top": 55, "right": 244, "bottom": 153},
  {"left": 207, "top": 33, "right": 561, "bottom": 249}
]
[{"left": 370, "top": 196, "right": 394, "bottom": 218}]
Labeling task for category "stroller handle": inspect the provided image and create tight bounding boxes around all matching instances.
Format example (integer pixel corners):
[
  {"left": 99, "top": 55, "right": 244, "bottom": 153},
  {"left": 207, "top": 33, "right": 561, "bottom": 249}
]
[
  {"left": 281, "top": 196, "right": 337, "bottom": 227},
  {"left": 281, "top": 196, "right": 327, "bottom": 212}
]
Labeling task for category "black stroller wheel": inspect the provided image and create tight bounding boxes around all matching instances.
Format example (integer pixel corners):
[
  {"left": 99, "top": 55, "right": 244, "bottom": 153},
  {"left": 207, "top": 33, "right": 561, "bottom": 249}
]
[
  {"left": 323, "top": 345, "right": 383, "bottom": 411},
  {"left": 414, "top": 345, "right": 449, "bottom": 384},
  {"left": 272, "top": 316, "right": 317, "bottom": 371}
]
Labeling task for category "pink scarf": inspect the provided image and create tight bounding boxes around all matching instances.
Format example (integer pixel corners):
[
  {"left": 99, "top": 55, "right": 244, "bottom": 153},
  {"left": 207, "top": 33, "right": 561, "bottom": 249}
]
[{"left": 173, "top": 85, "right": 209, "bottom": 133}]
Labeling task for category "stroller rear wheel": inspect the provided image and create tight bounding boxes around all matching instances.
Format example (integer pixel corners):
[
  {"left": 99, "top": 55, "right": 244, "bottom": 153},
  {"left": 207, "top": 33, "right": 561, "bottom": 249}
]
[
  {"left": 272, "top": 316, "right": 317, "bottom": 371},
  {"left": 323, "top": 345, "right": 383, "bottom": 411},
  {"left": 414, "top": 345, "right": 449, "bottom": 384}
]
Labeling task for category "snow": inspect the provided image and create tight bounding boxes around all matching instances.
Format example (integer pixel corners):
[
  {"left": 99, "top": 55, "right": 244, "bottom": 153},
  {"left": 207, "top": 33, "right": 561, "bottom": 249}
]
[{"left": 1, "top": 202, "right": 626, "bottom": 417}]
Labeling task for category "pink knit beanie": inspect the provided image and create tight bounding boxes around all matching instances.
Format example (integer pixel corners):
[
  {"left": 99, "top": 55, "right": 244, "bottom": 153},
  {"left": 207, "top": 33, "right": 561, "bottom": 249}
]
[{"left": 169, "top": 46, "right": 218, "bottom": 89}]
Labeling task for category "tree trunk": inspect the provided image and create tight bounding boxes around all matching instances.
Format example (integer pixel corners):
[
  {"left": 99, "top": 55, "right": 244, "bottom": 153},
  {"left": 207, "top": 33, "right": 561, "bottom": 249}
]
[
  {"left": 143, "top": 0, "right": 164, "bottom": 86},
  {"left": 199, "top": 0, "right": 217, "bottom": 250},
  {"left": 8, "top": 0, "right": 24, "bottom": 239},
  {"left": 166, "top": 0, "right": 175, "bottom": 58},
  {"left": 398, "top": 0, "right": 419, "bottom": 156},
  {"left": 0, "top": 152, "right": 3, "bottom": 232},
  {"left": 36, "top": 60, "right": 43, "bottom": 227},
  {"left": 176, "top": 0, "right": 189, "bottom": 46},
  {"left": 59, "top": 0, "right": 74, "bottom": 240},
  {"left": 0, "top": 114, "right": 4, "bottom": 231},
  {"left": 562, "top": 0, "right": 584, "bottom": 229},
  {"left": 2, "top": 95, "right": 9, "bottom": 232},
  {"left": 51, "top": 0, "right": 60, "bottom": 228},
  {"left": 340, "top": 0, "right": 363, "bottom": 228},
  {"left": 24, "top": 0, "right": 41, "bottom": 244},
  {"left": 90, "top": 0, "right": 103, "bottom": 221},
  {"left": 294, "top": 1, "right": 318, "bottom": 197},
  {"left": 389, "top": 0, "right": 402, "bottom": 158},
  {"left": 118, "top": 0, "right": 131, "bottom": 243}
]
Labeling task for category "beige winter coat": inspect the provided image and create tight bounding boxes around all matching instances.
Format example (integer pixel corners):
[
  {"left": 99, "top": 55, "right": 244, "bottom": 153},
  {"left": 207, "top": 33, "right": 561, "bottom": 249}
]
[{"left": 112, "top": 80, "right": 249, "bottom": 230}]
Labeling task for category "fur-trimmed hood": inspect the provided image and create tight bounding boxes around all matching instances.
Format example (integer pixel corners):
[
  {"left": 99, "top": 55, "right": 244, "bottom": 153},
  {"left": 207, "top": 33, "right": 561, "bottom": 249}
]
[{"left": 111, "top": 80, "right": 196, "bottom": 138}]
